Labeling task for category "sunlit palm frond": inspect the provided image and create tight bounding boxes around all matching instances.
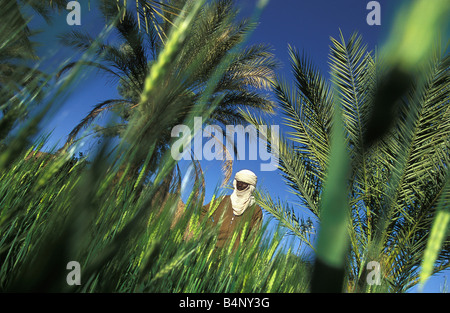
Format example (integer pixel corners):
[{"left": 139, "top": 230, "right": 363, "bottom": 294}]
[
  {"left": 243, "top": 28, "right": 449, "bottom": 292},
  {"left": 60, "top": 0, "right": 277, "bottom": 156},
  {"left": 254, "top": 188, "right": 316, "bottom": 252},
  {"left": 374, "top": 44, "right": 450, "bottom": 290},
  {"left": 272, "top": 78, "right": 329, "bottom": 174},
  {"left": 240, "top": 108, "right": 322, "bottom": 217}
]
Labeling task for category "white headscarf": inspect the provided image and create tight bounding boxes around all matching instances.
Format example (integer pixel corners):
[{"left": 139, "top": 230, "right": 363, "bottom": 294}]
[{"left": 230, "top": 170, "right": 257, "bottom": 216}]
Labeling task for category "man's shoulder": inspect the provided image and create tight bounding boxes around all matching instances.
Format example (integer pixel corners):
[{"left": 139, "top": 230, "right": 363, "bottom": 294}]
[
  {"left": 253, "top": 203, "right": 263, "bottom": 217},
  {"left": 214, "top": 195, "right": 231, "bottom": 201},
  {"left": 203, "top": 195, "right": 231, "bottom": 210},
  {"left": 215, "top": 195, "right": 231, "bottom": 205},
  {"left": 244, "top": 200, "right": 262, "bottom": 218}
]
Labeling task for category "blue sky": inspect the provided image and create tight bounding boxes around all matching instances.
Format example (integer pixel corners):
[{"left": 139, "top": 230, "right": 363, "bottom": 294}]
[{"left": 28, "top": 0, "right": 447, "bottom": 292}]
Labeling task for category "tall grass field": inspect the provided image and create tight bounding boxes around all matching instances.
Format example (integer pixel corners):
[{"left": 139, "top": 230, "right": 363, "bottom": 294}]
[{"left": 0, "top": 0, "right": 448, "bottom": 295}]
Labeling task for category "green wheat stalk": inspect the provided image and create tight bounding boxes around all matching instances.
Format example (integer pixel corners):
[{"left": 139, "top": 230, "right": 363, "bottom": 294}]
[{"left": 419, "top": 174, "right": 450, "bottom": 291}]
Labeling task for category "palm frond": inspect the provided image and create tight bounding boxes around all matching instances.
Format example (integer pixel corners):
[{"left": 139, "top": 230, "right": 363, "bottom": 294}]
[
  {"left": 60, "top": 99, "right": 135, "bottom": 152},
  {"left": 240, "top": 108, "right": 322, "bottom": 218},
  {"left": 254, "top": 188, "right": 316, "bottom": 252},
  {"left": 272, "top": 78, "right": 329, "bottom": 174},
  {"left": 380, "top": 44, "right": 449, "bottom": 236},
  {"left": 329, "top": 31, "right": 375, "bottom": 153}
]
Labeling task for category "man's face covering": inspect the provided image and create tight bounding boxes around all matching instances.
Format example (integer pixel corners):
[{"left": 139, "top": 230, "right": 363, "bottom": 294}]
[{"left": 230, "top": 170, "right": 257, "bottom": 216}]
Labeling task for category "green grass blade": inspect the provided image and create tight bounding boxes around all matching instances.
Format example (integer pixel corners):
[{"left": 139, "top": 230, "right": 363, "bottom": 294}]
[{"left": 419, "top": 175, "right": 450, "bottom": 291}]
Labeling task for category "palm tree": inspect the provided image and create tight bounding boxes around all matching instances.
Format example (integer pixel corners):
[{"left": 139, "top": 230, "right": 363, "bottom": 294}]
[
  {"left": 243, "top": 31, "right": 449, "bottom": 292},
  {"left": 56, "top": 0, "right": 277, "bottom": 180}
]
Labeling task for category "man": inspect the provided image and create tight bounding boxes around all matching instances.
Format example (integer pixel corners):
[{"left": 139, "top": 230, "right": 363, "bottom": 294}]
[{"left": 201, "top": 169, "right": 263, "bottom": 251}]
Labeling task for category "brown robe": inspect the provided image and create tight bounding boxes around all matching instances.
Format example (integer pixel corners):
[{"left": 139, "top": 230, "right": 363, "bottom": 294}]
[{"left": 201, "top": 195, "right": 263, "bottom": 250}]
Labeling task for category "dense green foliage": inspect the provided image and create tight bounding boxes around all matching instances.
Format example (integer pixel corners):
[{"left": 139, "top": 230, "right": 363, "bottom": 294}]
[
  {"left": 0, "top": 0, "right": 310, "bottom": 293},
  {"left": 0, "top": 0, "right": 448, "bottom": 293},
  {"left": 242, "top": 0, "right": 449, "bottom": 293}
]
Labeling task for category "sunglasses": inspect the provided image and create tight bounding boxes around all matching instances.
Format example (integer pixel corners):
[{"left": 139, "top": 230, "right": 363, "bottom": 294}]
[{"left": 236, "top": 180, "right": 250, "bottom": 191}]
